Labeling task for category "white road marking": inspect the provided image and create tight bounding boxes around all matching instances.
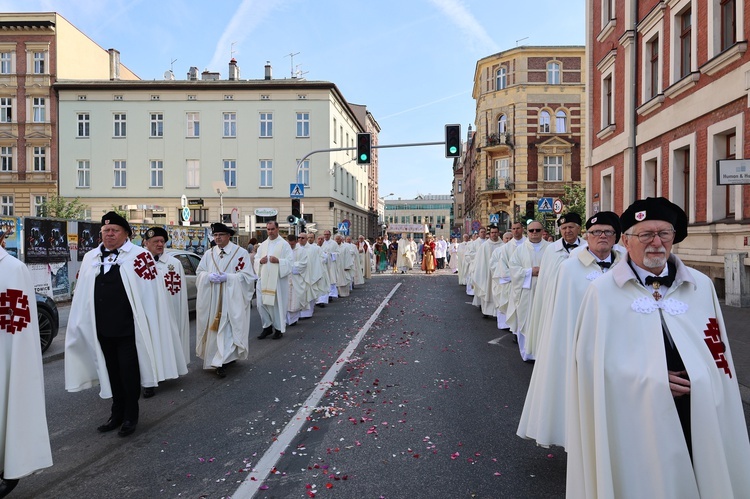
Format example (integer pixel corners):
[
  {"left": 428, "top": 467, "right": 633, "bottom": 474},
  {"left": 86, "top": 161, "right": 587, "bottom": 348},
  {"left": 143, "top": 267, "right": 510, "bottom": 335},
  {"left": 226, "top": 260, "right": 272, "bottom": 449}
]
[
  {"left": 233, "top": 283, "right": 402, "bottom": 498},
  {"left": 488, "top": 337, "right": 504, "bottom": 345}
]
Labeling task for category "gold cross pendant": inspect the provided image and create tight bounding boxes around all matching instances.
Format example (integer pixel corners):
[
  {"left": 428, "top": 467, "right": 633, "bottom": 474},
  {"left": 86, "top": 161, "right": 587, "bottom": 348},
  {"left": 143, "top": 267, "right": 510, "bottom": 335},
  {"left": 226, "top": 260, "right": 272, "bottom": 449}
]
[{"left": 652, "top": 282, "right": 661, "bottom": 301}]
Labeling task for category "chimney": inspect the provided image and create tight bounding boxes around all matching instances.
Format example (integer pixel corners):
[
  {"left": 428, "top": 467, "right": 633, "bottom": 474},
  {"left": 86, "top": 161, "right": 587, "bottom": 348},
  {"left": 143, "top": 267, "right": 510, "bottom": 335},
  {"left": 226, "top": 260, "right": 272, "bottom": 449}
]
[
  {"left": 108, "top": 48, "right": 121, "bottom": 80},
  {"left": 187, "top": 66, "right": 199, "bottom": 81},
  {"left": 201, "top": 69, "right": 220, "bottom": 81},
  {"left": 264, "top": 61, "right": 272, "bottom": 80},
  {"left": 467, "top": 123, "right": 473, "bottom": 141},
  {"left": 228, "top": 58, "right": 240, "bottom": 81}
]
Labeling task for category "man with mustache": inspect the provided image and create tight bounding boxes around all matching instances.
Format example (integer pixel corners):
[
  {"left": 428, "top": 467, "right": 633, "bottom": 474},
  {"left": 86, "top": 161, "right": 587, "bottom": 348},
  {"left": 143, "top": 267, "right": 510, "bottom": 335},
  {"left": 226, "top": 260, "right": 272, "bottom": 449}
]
[{"left": 566, "top": 197, "right": 750, "bottom": 498}]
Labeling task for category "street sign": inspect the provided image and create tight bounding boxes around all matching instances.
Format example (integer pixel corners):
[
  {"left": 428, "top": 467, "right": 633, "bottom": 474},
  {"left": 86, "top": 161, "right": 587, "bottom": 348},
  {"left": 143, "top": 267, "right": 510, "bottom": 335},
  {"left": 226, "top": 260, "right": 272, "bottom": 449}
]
[
  {"left": 180, "top": 194, "right": 187, "bottom": 208},
  {"left": 489, "top": 213, "right": 500, "bottom": 224},
  {"left": 538, "top": 197, "right": 554, "bottom": 212},
  {"left": 290, "top": 183, "right": 305, "bottom": 198},
  {"left": 337, "top": 222, "right": 349, "bottom": 235},
  {"left": 553, "top": 198, "right": 564, "bottom": 214},
  {"left": 181, "top": 207, "right": 191, "bottom": 221},
  {"left": 471, "top": 220, "right": 481, "bottom": 232},
  {"left": 187, "top": 198, "right": 204, "bottom": 206}
]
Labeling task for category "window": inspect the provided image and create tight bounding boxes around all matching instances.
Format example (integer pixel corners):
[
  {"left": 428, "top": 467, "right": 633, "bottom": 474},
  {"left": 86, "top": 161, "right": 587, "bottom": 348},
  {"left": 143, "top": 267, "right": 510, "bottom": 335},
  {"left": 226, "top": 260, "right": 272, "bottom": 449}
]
[
  {"left": 602, "top": 74, "right": 614, "bottom": 127},
  {"left": 495, "top": 158, "right": 510, "bottom": 179},
  {"left": 223, "top": 112, "right": 236, "bottom": 137},
  {"left": 602, "top": 0, "right": 614, "bottom": 22},
  {"left": 679, "top": 9, "right": 692, "bottom": 78},
  {"left": 296, "top": 112, "right": 310, "bottom": 137},
  {"left": 33, "top": 195, "right": 45, "bottom": 217},
  {"left": 345, "top": 132, "right": 350, "bottom": 156},
  {"left": 150, "top": 160, "right": 164, "bottom": 188},
  {"left": 547, "top": 62, "right": 561, "bottom": 84},
  {"left": 223, "top": 160, "right": 237, "bottom": 188},
  {"left": 457, "top": 180, "right": 462, "bottom": 193},
  {"left": 543, "top": 156, "right": 563, "bottom": 181},
  {"left": 32, "top": 146, "right": 45, "bottom": 171},
  {"left": 0, "top": 195, "right": 13, "bottom": 216},
  {"left": 0, "top": 146, "right": 12, "bottom": 171},
  {"left": 113, "top": 113, "right": 126, "bottom": 137},
  {"left": 297, "top": 159, "right": 310, "bottom": 187},
  {"left": 77, "top": 160, "right": 90, "bottom": 188},
  {"left": 721, "top": 0, "right": 736, "bottom": 51},
  {"left": 186, "top": 112, "right": 200, "bottom": 137},
  {"left": 555, "top": 110, "right": 567, "bottom": 133},
  {"left": 0, "top": 52, "right": 11, "bottom": 74},
  {"left": 33, "top": 51, "right": 45, "bottom": 74},
  {"left": 150, "top": 113, "right": 163, "bottom": 137},
  {"left": 0, "top": 97, "right": 11, "bottom": 122},
  {"left": 260, "top": 112, "right": 273, "bottom": 137},
  {"left": 539, "top": 110, "right": 551, "bottom": 133},
  {"left": 333, "top": 118, "right": 337, "bottom": 143},
  {"left": 77, "top": 113, "right": 90, "bottom": 138},
  {"left": 496, "top": 67, "right": 507, "bottom": 90},
  {"left": 260, "top": 160, "right": 273, "bottom": 187},
  {"left": 114, "top": 160, "right": 126, "bottom": 187},
  {"left": 32, "top": 97, "right": 45, "bottom": 122},
  {"left": 186, "top": 160, "right": 200, "bottom": 188},
  {"left": 498, "top": 115, "right": 507, "bottom": 134},
  {"left": 648, "top": 35, "right": 660, "bottom": 99}
]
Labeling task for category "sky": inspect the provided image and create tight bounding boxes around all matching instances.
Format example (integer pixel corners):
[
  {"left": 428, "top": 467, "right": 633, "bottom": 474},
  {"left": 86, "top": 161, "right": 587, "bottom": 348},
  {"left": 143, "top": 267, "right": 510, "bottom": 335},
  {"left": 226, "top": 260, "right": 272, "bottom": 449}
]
[{"left": 2, "top": 0, "right": 585, "bottom": 200}]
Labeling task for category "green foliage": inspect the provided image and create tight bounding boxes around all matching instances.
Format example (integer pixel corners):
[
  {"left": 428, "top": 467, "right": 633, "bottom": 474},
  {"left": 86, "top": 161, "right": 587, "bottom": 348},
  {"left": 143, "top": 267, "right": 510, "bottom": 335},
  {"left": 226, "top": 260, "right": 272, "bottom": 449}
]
[
  {"left": 108, "top": 206, "right": 128, "bottom": 219},
  {"left": 39, "top": 196, "right": 89, "bottom": 219},
  {"left": 560, "top": 184, "right": 586, "bottom": 220}
]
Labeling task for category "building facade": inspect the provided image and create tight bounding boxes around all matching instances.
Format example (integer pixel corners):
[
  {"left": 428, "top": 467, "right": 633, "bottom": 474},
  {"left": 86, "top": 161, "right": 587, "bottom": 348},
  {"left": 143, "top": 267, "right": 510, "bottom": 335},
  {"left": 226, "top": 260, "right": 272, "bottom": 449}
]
[
  {"left": 468, "top": 46, "right": 586, "bottom": 232},
  {"left": 0, "top": 12, "right": 138, "bottom": 218},
  {"left": 56, "top": 69, "right": 378, "bottom": 238},
  {"left": 384, "top": 194, "right": 453, "bottom": 240},
  {"left": 586, "top": 0, "right": 750, "bottom": 285}
]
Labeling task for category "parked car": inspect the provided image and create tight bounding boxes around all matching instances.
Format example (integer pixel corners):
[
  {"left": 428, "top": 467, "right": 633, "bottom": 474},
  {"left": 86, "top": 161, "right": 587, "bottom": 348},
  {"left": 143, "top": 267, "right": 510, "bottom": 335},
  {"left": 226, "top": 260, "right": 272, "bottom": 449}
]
[
  {"left": 165, "top": 249, "right": 201, "bottom": 313},
  {"left": 36, "top": 293, "right": 59, "bottom": 353}
]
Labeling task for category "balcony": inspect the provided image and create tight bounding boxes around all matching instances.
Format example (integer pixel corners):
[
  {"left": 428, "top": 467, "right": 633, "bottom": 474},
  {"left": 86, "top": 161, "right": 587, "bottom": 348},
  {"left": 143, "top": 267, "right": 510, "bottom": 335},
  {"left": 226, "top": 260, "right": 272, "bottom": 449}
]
[
  {"left": 482, "top": 176, "right": 514, "bottom": 192},
  {"left": 483, "top": 132, "right": 513, "bottom": 150}
]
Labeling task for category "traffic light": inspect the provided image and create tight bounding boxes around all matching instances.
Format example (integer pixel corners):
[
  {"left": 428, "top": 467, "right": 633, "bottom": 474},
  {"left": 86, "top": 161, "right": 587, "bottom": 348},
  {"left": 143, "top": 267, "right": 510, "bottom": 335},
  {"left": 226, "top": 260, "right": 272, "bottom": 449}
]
[
  {"left": 525, "top": 200, "right": 535, "bottom": 223},
  {"left": 291, "top": 199, "right": 302, "bottom": 219},
  {"left": 445, "top": 124, "right": 461, "bottom": 158},
  {"left": 357, "top": 132, "right": 372, "bottom": 164}
]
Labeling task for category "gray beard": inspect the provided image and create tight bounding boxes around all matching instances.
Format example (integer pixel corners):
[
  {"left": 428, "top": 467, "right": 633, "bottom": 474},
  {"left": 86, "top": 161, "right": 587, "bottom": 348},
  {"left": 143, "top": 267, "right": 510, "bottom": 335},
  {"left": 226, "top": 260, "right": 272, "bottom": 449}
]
[{"left": 643, "top": 253, "right": 667, "bottom": 269}]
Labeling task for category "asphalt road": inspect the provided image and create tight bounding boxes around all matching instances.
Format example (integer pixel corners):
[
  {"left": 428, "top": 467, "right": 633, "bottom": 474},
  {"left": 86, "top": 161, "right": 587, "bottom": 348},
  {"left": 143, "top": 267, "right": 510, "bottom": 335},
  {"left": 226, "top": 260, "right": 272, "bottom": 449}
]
[{"left": 19, "top": 271, "right": 567, "bottom": 498}]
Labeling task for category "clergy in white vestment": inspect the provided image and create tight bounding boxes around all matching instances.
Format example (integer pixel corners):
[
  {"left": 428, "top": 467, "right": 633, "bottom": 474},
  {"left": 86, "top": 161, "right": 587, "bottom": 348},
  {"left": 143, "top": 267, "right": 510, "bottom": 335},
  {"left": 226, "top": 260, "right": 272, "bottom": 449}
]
[
  {"left": 566, "top": 198, "right": 750, "bottom": 499},
  {"left": 312, "top": 234, "right": 331, "bottom": 306},
  {"left": 254, "top": 221, "right": 294, "bottom": 340},
  {"left": 523, "top": 213, "right": 585, "bottom": 359},
  {"left": 396, "top": 234, "right": 412, "bottom": 273},
  {"left": 0, "top": 234, "right": 52, "bottom": 492},
  {"left": 463, "top": 228, "right": 486, "bottom": 295},
  {"left": 142, "top": 227, "right": 191, "bottom": 398},
  {"left": 358, "top": 235, "right": 372, "bottom": 279},
  {"left": 517, "top": 212, "right": 620, "bottom": 449},
  {"left": 299, "top": 233, "right": 325, "bottom": 318},
  {"left": 331, "top": 234, "right": 354, "bottom": 296},
  {"left": 456, "top": 234, "right": 470, "bottom": 284},
  {"left": 434, "top": 235, "right": 448, "bottom": 269},
  {"left": 492, "top": 222, "right": 526, "bottom": 329},
  {"left": 66, "top": 212, "right": 177, "bottom": 438},
  {"left": 286, "top": 234, "right": 309, "bottom": 326},
  {"left": 506, "top": 221, "right": 550, "bottom": 360},
  {"left": 196, "top": 223, "right": 256, "bottom": 377},
  {"left": 471, "top": 226, "right": 504, "bottom": 316},
  {"left": 347, "top": 236, "right": 365, "bottom": 286},
  {"left": 448, "top": 237, "right": 459, "bottom": 273},
  {"left": 320, "top": 230, "right": 339, "bottom": 299}
]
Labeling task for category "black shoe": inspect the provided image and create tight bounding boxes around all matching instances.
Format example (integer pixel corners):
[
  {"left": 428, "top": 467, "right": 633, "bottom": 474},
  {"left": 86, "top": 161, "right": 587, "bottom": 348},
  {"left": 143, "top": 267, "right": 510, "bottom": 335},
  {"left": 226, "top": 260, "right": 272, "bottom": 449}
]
[
  {"left": 216, "top": 366, "right": 227, "bottom": 378},
  {"left": 258, "top": 326, "right": 273, "bottom": 339},
  {"left": 272, "top": 330, "right": 283, "bottom": 340},
  {"left": 315, "top": 303, "right": 326, "bottom": 308},
  {"left": 118, "top": 420, "right": 137, "bottom": 437},
  {"left": 142, "top": 387, "right": 156, "bottom": 398},
  {"left": 97, "top": 417, "right": 123, "bottom": 433},
  {"left": 0, "top": 478, "right": 19, "bottom": 498}
]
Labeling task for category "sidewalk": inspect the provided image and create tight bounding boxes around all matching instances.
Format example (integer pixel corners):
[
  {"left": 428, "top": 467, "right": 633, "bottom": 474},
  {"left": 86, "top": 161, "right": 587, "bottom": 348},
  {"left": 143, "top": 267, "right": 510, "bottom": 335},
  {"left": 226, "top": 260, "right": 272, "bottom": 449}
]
[{"left": 43, "top": 298, "right": 750, "bottom": 405}]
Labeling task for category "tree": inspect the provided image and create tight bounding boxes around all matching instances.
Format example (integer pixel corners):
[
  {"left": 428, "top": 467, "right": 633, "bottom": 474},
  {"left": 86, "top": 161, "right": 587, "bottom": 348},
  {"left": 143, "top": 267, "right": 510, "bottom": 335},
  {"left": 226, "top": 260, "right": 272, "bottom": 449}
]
[
  {"left": 560, "top": 184, "right": 586, "bottom": 220},
  {"left": 39, "top": 196, "right": 89, "bottom": 219}
]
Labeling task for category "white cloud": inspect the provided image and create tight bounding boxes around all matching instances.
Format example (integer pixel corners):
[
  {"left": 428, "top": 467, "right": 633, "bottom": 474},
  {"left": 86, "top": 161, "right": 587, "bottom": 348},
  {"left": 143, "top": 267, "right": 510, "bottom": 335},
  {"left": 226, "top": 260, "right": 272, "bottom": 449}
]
[{"left": 426, "top": 0, "right": 499, "bottom": 53}]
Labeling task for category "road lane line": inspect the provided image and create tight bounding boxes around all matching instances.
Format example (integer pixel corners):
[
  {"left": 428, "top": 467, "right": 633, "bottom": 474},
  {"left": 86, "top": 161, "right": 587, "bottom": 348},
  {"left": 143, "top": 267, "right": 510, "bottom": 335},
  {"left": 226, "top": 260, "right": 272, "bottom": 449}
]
[{"left": 234, "top": 282, "right": 402, "bottom": 498}]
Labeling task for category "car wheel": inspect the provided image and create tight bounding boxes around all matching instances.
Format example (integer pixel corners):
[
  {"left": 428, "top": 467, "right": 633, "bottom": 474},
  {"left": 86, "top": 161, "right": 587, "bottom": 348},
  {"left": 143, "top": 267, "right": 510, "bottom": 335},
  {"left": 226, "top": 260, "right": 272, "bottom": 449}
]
[{"left": 38, "top": 307, "right": 55, "bottom": 353}]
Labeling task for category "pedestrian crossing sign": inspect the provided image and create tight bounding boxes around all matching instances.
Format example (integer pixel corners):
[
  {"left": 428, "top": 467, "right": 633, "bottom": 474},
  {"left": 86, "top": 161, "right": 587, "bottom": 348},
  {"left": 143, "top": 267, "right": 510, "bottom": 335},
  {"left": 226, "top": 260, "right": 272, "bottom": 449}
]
[
  {"left": 290, "top": 183, "right": 305, "bottom": 199},
  {"left": 538, "top": 197, "right": 554, "bottom": 212},
  {"left": 489, "top": 214, "right": 500, "bottom": 224}
]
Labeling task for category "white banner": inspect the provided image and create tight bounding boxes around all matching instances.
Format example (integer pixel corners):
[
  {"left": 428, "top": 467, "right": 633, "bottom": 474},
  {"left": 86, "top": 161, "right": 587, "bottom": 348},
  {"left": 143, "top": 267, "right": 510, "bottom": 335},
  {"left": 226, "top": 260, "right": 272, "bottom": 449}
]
[{"left": 386, "top": 223, "right": 428, "bottom": 233}]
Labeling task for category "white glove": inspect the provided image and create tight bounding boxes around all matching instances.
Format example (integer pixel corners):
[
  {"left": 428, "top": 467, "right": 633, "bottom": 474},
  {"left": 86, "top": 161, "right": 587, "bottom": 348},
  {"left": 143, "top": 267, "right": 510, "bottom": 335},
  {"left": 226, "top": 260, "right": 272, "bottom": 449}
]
[
  {"left": 292, "top": 267, "right": 301, "bottom": 275},
  {"left": 330, "top": 253, "right": 337, "bottom": 262},
  {"left": 209, "top": 272, "right": 227, "bottom": 283}
]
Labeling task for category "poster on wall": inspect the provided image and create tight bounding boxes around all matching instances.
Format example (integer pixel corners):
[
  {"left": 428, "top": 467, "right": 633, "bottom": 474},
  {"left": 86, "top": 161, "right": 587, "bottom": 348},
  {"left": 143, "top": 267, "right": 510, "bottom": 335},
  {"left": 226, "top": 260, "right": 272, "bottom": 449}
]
[
  {"left": 24, "top": 218, "right": 48, "bottom": 263},
  {"left": 50, "top": 262, "right": 70, "bottom": 300},
  {"left": 168, "top": 226, "right": 188, "bottom": 250},
  {"left": 0, "top": 217, "right": 19, "bottom": 258},
  {"left": 129, "top": 223, "right": 152, "bottom": 248},
  {"left": 78, "top": 222, "right": 101, "bottom": 261},
  {"left": 28, "top": 263, "right": 52, "bottom": 297},
  {"left": 47, "top": 219, "right": 69, "bottom": 261}
]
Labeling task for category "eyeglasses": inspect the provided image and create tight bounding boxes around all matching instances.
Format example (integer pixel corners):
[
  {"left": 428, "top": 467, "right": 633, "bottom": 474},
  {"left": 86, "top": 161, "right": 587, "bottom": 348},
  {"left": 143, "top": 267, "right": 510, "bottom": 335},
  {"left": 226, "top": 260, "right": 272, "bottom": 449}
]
[
  {"left": 588, "top": 229, "right": 616, "bottom": 237},
  {"left": 527, "top": 228, "right": 542, "bottom": 233},
  {"left": 624, "top": 229, "right": 675, "bottom": 244}
]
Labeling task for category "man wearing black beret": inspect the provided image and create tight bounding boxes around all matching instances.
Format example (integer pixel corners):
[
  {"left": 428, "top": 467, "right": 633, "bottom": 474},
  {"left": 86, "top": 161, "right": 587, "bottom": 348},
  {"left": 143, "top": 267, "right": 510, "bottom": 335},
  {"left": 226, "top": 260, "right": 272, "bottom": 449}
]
[{"left": 566, "top": 197, "right": 750, "bottom": 497}]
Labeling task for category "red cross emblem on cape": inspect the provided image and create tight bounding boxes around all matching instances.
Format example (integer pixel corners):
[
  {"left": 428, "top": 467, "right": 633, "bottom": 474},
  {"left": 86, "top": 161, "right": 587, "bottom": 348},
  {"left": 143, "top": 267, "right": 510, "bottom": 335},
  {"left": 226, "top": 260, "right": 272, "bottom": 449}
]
[
  {"left": 704, "top": 318, "right": 732, "bottom": 378},
  {"left": 235, "top": 256, "right": 245, "bottom": 273},
  {"left": 0, "top": 288, "right": 31, "bottom": 334},
  {"left": 164, "top": 271, "right": 182, "bottom": 295},
  {"left": 133, "top": 252, "right": 158, "bottom": 280}
]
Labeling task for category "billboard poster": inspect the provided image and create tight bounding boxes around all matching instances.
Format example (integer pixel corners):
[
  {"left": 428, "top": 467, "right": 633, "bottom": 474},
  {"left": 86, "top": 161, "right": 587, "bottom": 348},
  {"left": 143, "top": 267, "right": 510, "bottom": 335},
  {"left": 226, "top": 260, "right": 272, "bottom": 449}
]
[
  {"left": 24, "top": 217, "right": 48, "bottom": 263},
  {"left": 47, "top": 219, "right": 69, "bottom": 261},
  {"left": 78, "top": 221, "right": 101, "bottom": 261},
  {"left": 0, "top": 217, "right": 19, "bottom": 258}
]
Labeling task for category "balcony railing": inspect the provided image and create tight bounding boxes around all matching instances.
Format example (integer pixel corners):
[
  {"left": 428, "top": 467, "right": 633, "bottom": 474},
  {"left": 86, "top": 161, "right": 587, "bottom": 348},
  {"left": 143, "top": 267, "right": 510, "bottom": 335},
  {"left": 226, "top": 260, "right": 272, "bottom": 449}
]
[
  {"left": 483, "top": 177, "right": 513, "bottom": 191},
  {"left": 485, "top": 132, "right": 513, "bottom": 148}
]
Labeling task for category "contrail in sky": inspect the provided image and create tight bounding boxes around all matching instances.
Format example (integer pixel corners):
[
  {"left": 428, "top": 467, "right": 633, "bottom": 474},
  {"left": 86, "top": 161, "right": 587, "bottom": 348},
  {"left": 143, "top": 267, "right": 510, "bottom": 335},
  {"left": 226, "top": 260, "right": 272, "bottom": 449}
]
[
  {"left": 427, "top": 0, "right": 499, "bottom": 53},
  {"left": 379, "top": 90, "right": 470, "bottom": 120}
]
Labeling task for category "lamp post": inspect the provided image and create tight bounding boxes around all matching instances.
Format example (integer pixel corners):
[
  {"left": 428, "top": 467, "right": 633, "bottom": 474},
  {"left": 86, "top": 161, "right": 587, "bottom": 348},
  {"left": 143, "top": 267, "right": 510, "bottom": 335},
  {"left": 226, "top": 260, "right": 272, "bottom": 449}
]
[
  {"left": 380, "top": 192, "right": 395, "bottom": 236},
  {"left": 212, "top": 180, "right": 228, "bottom": 222}
]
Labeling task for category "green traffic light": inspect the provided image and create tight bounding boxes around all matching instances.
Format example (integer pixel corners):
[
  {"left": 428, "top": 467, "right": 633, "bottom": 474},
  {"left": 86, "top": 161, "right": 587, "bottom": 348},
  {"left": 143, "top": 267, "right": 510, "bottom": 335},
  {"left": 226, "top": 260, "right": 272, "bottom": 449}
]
[
  {"left": 360, "top": 154, "right": 368, "bottom": 161},
  {"left": 449, "top": 146, "right": 458, "bottom": 154}
]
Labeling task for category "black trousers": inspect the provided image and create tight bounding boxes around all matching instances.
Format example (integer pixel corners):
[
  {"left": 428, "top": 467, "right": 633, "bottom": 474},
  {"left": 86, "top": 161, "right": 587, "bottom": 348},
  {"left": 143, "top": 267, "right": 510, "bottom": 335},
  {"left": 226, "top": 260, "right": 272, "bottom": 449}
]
[
  {"left": 437, "top": 257, "right": 446, "bottom": 269},
  {"left": 98, "top": 334, "right": 141, "bottom": 423}
]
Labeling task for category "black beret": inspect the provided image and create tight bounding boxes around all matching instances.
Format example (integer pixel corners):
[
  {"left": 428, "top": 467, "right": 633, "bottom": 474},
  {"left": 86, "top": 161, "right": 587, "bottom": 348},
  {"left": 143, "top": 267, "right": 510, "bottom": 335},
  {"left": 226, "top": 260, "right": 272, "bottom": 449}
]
[
  {"left": 620, "top": 197, "right": 688, "bottom": 243},
  {"left": 557, "top": 212, "right": 582, "bottom": 227},
  {"left": 101, "top": 211, "right": 131, "bottom": 236},
  {"left": 586, "top": 211, "right": 622, "bottom": 242},
  {"left": 144, "top": 226, "right": 169, "bottom": 241},
  {"left": 211, "top": 222, "right": 235, "bottom": 236}
]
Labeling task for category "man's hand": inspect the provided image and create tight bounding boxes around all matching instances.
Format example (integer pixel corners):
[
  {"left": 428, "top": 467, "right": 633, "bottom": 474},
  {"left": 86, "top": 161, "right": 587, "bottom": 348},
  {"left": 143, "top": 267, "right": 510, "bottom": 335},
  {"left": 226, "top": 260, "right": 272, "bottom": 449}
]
[
  {"left": 668, "top": 370, "right": 690, "bottom": 397},
  {"left": 531, "top": 266, "right": 540, "bottom": 276}
]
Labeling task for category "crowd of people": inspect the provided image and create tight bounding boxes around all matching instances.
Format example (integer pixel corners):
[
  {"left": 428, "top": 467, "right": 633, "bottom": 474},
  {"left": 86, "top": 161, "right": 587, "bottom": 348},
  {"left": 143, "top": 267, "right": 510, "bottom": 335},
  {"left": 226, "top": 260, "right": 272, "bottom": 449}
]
[{"left": 459, "top": 197, "right": 750, "bottom": 498}]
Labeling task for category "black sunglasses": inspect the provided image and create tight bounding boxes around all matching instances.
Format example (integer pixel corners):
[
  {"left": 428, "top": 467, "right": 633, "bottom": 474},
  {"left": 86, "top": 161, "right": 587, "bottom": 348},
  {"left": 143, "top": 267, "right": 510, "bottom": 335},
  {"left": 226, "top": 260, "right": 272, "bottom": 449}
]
[{"left": 527, "top": 228, "right": 542, "bottom": 233}]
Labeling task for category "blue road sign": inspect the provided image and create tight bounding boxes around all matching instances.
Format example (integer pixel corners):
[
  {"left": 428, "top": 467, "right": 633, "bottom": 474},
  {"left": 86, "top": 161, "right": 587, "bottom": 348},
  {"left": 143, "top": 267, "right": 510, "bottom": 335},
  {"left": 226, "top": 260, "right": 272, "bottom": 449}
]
[
  {"left": 538, "top": 197, "right": 554, "bottom": 212},
  {"left": 489, "top": 214, "right": 500, "bottom": 224},
  {"left": 290, "top": 183, "right": 305, "bottom": 198},
  {"left": 337, "top": 223, "right": 349, "bottom": 235}
]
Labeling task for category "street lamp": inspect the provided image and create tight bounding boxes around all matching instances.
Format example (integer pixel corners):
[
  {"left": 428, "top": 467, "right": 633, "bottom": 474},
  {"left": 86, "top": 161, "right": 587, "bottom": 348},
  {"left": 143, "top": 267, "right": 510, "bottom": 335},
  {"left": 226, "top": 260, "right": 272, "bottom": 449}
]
[{"left": 212, "top": 180, "right": 228, "bottom": 221}]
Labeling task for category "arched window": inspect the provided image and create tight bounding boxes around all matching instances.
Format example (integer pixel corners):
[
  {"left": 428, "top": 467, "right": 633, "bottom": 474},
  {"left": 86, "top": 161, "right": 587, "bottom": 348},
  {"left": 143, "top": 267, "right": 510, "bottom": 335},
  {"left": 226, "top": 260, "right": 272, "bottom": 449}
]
[
  {"left": 497, "top": 114, "right": 507, "bottom": 134},
  {"left": 539, "top": 110, "right": 551, "bottom": 133},
  {"left": 496, "top": 67, "right": 507, "bottom": 90},
  {"left": 555, "top": 110, "right": 567, "bottom": 133},
  {"left": 547, "top": 61, "right": 561, "bottom": 84}
]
